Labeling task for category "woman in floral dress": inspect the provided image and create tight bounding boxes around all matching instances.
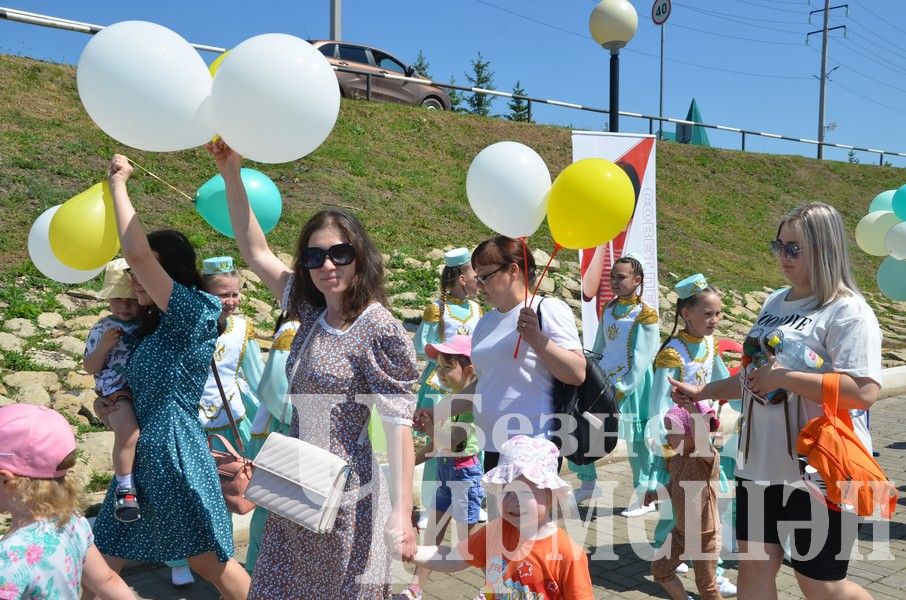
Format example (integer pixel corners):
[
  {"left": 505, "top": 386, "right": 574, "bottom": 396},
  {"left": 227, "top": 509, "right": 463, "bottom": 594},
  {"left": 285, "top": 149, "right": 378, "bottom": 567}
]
[{"left": 209, "top": 140, "right": 419, "bottom": 598}]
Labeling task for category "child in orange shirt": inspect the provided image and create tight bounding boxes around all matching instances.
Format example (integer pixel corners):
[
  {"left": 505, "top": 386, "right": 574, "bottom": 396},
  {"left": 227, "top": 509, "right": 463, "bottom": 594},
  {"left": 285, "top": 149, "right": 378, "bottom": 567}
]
[{"left": 407, "top": 435, "right": 593, "bottom": 599}]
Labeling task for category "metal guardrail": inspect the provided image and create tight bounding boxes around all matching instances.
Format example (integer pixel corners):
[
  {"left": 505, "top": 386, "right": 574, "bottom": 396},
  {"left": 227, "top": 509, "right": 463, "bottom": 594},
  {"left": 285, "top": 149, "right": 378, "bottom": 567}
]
[{"left": 3, "top": 5, "right": 905, "bottom": 166}]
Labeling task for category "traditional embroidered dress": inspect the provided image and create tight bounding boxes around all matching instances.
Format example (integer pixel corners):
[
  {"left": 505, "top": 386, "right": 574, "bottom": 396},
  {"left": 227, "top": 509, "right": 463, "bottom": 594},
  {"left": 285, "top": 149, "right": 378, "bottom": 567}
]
[
  {"left": 569, "top": 296, "right": 659, "bottom": 484},
  {"left": 198, "top": 314, "right": 261, "bottom": 451},
  {"left": 413, "top": 297, "right": 482, "bottom": 406},
  {"left": 646, "top": 331, "right": 733, "bottom": 550},
  {"left": 239, "top": 318, "right": 299, "bottom": 575}
]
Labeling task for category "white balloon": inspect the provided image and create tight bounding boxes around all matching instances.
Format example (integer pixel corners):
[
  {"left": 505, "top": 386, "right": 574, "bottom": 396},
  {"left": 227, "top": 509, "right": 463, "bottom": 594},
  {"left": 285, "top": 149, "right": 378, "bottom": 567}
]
[
  {"left": 29, "top": 206, "right": 105, "bottom": 284},
  {"left": 466, "top": 142, "right": 551, "bottom": 238},
  {"left": 885, "top": 221, "right": 906, "bottom": 260},
  {"left": 77, "top": 21, "right": 215, "bottom": 151},
  {"left": 211, "top": 34, "right": 341, "bottom": 164}
]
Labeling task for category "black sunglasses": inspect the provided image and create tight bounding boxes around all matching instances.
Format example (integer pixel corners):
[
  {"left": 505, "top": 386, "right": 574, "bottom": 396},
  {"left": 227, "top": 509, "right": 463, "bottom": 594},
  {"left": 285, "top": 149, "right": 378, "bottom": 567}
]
[
  {"left": 301, "top": 243, "right": 355, "bottom": 269},
  {"left": 770, "top": 240, "right": 802, "bottom": 260}
]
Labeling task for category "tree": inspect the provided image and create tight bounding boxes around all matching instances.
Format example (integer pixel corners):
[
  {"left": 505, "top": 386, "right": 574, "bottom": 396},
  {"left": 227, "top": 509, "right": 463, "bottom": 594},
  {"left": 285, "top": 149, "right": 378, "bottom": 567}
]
[
  {"left": 507, "top": 80, "right": 530, "bottom": 122},
  {"left": 465, "top": 52, "right": 495, "bottom": 117},
  {"left": 448, "top": 77, "right": 465, "bottom": 113},
  {"left": 847, "top": 149, "right": 860, "bottom": 164},
  {"left": 411, "top": 50, "right": 431, "bottom": 78}
]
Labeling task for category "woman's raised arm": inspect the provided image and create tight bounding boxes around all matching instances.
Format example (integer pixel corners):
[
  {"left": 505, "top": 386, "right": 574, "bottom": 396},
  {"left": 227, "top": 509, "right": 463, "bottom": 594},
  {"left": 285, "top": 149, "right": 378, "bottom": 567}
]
[
  {"left": 107, "top": 155, "right": 173, "bottom": 311},
  {"left": 206, "top": 140, "right": 292, "bottom": 300}
]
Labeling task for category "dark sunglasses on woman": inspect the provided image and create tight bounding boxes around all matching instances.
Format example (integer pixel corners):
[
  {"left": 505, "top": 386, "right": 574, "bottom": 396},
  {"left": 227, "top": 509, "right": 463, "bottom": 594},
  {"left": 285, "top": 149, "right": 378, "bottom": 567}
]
[
  {"left": 301, "top": 242, "right": 356, "bottom": 269},
  {"left": 770, "top": 240, "right": 801, "bottom": 260}
]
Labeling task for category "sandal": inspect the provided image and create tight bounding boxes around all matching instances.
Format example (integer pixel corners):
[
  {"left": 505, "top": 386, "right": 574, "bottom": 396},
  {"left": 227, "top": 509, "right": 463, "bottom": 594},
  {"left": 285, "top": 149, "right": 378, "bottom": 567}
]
[
  {"left": 114, "top": 485, "right": 141, "bottom": 523},
  {"left": 391, "top": 585, "right": 423, "bottom": 600}
]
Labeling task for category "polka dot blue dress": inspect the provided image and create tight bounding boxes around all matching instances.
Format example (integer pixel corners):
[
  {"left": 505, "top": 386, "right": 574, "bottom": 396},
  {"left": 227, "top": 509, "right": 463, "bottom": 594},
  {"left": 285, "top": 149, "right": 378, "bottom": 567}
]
[{"left": 93, "top": 283, "right": 235, "bottom": 562}]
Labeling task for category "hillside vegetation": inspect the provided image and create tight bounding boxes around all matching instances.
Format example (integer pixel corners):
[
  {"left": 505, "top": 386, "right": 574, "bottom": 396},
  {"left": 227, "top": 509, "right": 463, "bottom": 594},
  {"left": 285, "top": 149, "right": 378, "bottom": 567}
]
[{"left": 1, "top": 53, "right": 904, "bottom": 294}]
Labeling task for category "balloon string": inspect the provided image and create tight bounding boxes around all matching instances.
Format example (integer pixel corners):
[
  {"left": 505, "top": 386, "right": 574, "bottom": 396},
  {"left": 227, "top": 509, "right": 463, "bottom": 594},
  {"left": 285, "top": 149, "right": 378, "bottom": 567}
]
[
  {"left": 513, "top": 240, "right": 561, "bottom": 359},
  {"left": 513, "top": 237, "right": 530, "bottom": 359},
  {"left": 127, "top": 158, "right": 194, "bottom": 202}
]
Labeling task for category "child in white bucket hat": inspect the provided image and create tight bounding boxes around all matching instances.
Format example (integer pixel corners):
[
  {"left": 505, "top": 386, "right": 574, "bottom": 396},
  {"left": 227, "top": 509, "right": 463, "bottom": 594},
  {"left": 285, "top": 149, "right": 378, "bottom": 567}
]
[
  {"left": 83, "top": 257, "right": 143, "bottom": 524},
  {"left": 406, "top": 435, "right": 593, "bottom": 599}
]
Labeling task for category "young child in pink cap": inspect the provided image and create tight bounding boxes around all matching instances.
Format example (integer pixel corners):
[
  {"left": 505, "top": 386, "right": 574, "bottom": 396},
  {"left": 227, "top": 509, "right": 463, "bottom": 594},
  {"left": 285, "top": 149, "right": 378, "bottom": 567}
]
[
  {"left": 0, "top": 404, "right": 133, "bottom": 599},
  {"left": 406, "top": 435, "right": 593, "bottom": 600},
  {"left": 397, "top": 335, "right": 484, "bottom": 600}
]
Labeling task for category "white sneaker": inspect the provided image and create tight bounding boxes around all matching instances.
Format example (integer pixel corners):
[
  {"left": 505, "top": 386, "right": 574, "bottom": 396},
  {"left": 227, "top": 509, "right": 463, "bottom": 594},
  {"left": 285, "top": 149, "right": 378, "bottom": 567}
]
[
  {"left": 621, "top": 502, "right": 656, "bottom": 518},
  {"left": 573, "top": 485, "right": 602, "bottom": 504},
  {"left": 716, "top": 575, "right": 737, "bottom": 597},
  {"left": 674, "top": 562, "right": 689, "bottom": 574},
  {"left": 477, "top": 507, "right": 488, "bottom": 523},
  {"left": 171, "top": 566, "right": 195, "bottom": 587}
]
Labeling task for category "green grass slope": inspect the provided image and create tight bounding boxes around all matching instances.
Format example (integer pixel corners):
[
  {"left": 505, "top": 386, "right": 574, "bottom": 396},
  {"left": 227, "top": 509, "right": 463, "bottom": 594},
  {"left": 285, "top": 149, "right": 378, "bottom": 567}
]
[{"left": 1, "top": 54, "right": 904, "bottom": 293}]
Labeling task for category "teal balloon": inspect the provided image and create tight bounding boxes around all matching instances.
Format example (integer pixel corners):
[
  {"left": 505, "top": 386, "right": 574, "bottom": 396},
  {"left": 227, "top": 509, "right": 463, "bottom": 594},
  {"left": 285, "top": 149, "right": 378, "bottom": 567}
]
[
  {"left": 877, "top": 256, "right": 906, "bottom": 301},
  {"left": 893, "top": 184, "right": 906, "bottom": 221},
  {"left": 195, "top": 168, "right": 282, "bottom": 238},
  {"left": 869, "top": 189, "right": 895, "bottom": 213}
]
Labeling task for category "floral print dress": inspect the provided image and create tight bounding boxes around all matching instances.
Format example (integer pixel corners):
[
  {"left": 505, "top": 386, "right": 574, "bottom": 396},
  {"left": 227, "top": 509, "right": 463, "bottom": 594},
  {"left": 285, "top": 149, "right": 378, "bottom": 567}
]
[
  {"left": 248, "top": 290, "right": 418, "bottom": 599},
  {"left": 0, "top": 516, "right": 93, "bottom": 599}
]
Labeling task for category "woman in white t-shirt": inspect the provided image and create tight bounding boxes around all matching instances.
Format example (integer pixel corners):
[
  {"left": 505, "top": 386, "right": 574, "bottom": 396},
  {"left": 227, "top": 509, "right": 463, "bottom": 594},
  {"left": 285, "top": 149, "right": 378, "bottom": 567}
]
[
  {"left": 670, "top": 202, "right": 882, "bottom": 600},
  {"left": 447, "top": 236, "right": 586, "bottom": 472}
]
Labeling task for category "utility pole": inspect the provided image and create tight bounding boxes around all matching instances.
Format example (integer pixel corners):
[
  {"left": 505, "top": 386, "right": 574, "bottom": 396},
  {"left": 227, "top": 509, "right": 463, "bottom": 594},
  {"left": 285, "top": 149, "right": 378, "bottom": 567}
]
[
  {"left": 808, "top": 1, "right": 847, "bottom": 160},
  {"left": 330, "top": 0, "right": 341, "bottom": 40}
]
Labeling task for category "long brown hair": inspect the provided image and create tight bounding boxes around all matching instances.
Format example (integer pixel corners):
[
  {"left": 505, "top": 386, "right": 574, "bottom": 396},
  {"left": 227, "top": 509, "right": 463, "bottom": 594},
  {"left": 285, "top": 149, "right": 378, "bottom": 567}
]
[{"left": 285, "top": 209, "right": 387, "bottom": 323}]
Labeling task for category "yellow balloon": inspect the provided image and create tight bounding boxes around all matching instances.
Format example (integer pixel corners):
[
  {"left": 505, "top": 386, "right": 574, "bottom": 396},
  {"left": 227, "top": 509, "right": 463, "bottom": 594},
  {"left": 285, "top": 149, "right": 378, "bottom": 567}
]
[
  {"left": 546, "top": 158, "right": 635, "bottom": 250},
  {"left": 48, "top": 182, "right": 120, "bottom": 270},
  {"left": 209, "top": 51, "right": 230, "bottom": 77}
]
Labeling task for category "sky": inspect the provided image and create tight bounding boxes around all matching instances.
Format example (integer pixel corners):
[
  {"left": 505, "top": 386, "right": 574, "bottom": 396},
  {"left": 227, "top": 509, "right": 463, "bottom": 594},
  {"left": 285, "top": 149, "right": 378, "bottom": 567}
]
[{"left": 2, "top": 0, "right": 906, "bottom": 167}]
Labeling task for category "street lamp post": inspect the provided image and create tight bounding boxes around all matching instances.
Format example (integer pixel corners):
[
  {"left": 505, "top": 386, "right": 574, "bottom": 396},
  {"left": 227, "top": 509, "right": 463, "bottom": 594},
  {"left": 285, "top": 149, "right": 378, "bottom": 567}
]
[{"left": 589, "top": 0, "right": 639, "bottom": 133}]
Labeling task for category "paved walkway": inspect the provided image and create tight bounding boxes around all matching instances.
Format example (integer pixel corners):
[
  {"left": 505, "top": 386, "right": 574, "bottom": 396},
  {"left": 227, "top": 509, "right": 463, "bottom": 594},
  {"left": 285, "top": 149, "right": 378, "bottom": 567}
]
[{"left": 126, "top": 394, "right": 906, "bottom": 599}]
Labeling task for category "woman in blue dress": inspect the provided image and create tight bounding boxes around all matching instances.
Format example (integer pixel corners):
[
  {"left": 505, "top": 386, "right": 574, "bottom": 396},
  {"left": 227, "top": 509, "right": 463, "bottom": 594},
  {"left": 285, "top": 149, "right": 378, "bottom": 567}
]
[{"left": 90, "top": 155, "right": 250, "bottom": 598}]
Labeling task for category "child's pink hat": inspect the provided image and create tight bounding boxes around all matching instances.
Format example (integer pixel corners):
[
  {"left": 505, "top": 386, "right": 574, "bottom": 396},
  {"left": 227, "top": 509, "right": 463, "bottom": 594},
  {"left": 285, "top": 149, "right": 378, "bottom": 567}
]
[
  {"left": 665, "top": 402, "right": 719, "bottom": 436},
  {"left": 0, "top": 405, "right": 76, "bottom": 479},
  {"left": 425, "top": 334, "right": 472, "bottom": 361},
  {"left": 482, "top": 435, "right": 571, "bottom": 497}
]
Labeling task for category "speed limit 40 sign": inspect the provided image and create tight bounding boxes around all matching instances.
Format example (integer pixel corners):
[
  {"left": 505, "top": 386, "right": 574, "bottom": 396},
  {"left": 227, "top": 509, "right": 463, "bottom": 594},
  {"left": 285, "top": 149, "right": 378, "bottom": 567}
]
[{"left": 652, "top": 0, "right": 671, "bottom": 25}]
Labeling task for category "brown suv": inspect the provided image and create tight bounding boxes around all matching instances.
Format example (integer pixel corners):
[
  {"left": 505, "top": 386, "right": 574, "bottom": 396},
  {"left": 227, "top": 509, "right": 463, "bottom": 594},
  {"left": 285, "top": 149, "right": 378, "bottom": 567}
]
[{"left": 310, "top": 40, "right": 451, "bottom": 110}]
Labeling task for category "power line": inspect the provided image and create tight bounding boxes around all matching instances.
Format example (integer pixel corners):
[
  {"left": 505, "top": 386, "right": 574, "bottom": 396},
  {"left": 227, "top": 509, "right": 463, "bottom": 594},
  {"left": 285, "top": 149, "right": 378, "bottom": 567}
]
[
  {"left": 671, "top": 2, "right": 807, "bottom": 30},
  {"left": 836, "top": 14, "right": 906, "bottom": 61},
  {"left": 838, "top": 35, "right": 906, "bottom": 78},
  {"left": 670, "top": 22, "right": 804, "bottom": 46},
  {"left": 852, "top": 0, "right": 906, "bottom": 37},
  {"left": 804, "top": 43, "right": 906, "bottom": 95},
  {"left": 828, "top": 78, "right": 906, "bottom": 117},
  {"left": 479, "top": 1, "right": 810, "bottom": 79},
  {"left": 731, "top": 0, "right": 808, "bottom": 16}
]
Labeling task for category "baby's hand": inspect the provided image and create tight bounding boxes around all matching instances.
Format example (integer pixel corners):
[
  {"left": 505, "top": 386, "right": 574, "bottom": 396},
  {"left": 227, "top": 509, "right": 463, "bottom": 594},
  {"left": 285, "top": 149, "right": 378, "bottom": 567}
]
[{"left": 100, "top": 328, "right": 123, "bottom": 349}]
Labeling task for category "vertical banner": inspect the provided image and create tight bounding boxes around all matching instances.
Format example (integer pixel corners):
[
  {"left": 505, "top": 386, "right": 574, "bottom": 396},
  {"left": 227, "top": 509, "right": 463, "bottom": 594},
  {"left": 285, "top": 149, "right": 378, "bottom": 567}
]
[{"left": 572, "top": 131, "right": 659, "bottom": 349}]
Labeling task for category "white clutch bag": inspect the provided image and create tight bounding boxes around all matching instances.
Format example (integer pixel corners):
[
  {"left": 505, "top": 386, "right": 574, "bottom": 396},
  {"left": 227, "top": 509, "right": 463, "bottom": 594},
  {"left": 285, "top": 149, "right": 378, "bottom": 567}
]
[
  {"left": 244, "top": 312, "right": 351, "bottom": 533},
  {"left": 245, "top": 432, "right": 351, "bottom": 533}
]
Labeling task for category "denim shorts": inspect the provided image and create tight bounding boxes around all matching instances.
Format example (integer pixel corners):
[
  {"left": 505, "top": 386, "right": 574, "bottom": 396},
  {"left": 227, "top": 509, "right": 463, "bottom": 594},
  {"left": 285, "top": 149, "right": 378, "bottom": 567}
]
[{"left": 432, "top": 457, "right": 485, "bottom": 524}]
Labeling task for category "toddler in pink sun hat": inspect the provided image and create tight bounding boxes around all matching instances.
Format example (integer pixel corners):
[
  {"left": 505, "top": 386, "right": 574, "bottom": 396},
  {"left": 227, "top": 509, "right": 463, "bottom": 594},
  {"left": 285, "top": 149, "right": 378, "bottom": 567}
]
[
  {"left": 406, "top": 435, "right": 593, "bottom": 599},
  {"left": 0, "top": 404, "right": 132, "bottom": 598}
]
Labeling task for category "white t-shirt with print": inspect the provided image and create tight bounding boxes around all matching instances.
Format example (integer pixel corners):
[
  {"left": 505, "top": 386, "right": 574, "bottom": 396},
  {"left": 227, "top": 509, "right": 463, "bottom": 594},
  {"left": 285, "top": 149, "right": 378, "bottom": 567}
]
[
  {"left": 0, "top": 516, "right": 93, "bottom": 599},
  {"left": 736, "top": 288, "right": 883, "bottom": 484},
  {"left": 470, "top": 296, "right": 582, "bottom": 452}
]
